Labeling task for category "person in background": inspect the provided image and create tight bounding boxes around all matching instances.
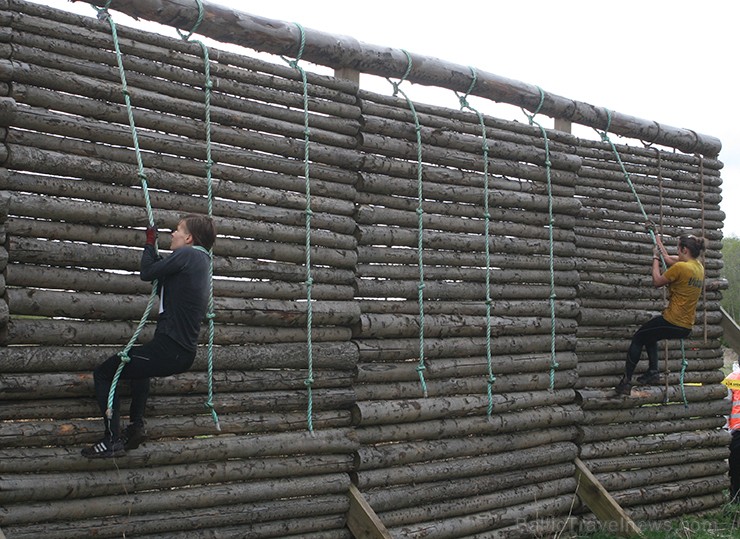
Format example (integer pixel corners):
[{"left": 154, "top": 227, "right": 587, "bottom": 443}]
[
  {"left": 82, "top": 214, "right": 216, "bottom": 458},
  {"left": 615, "top": 233, "right": 705, "bottom": 396},
  {"left": 726, "top": 368, "right": 740, "bottom": 503}
]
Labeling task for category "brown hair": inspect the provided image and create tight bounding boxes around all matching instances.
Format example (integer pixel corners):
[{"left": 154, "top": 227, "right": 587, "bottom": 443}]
[
  {"left": 181, "top": 214, "right": 216, "bottom": 251},
  {"left": 678, "top": 234, "right": 705, "bottom": 259}
]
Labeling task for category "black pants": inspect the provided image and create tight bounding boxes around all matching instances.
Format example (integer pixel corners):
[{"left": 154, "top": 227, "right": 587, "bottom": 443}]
[
  {"left": 731, "top": 431, "right": 740, "bottom": 503},
  {"left": 93, "top": 334, "right": 195, "bottom": 438},
  {"left": 625, "top": 315, "right": 691, "bottom": 380}
]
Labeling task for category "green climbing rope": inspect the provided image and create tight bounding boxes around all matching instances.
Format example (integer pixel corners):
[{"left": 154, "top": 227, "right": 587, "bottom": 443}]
[
  {"left": 92, "top": 2, "right": 160, "bottom": 422},
  {"left": 386, "top": 50, "right": 428, "bottom": 398},
  {"left": 177, "top": 0, "right": 220, "bottom": 431},
  {"left": 281, "top": 23, "right": 315, "bottom": 431},
  {"left": 521, "top": 87, "right": 558, "bottom": 391},
  {"left": 455, "top": 67, "right": 496, "bottom": 415},
  {"left": 594, "top": 109, "right": 688, "bottom": 405}
]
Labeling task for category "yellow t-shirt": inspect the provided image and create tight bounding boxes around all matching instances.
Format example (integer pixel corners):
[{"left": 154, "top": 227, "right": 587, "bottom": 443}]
[{"left": 662, "top": 259, "right": 704, "bottom": 329}]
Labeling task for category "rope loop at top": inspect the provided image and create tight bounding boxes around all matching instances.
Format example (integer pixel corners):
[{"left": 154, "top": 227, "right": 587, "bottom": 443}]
[
  {"left": 281, "top": 23, "right": 306, "bottom": 68},
  {"left": 521, "top": 85, "right": 545, "bottom": 122},
  {"left": 455, "top": 66, "right": 478, "bottom": 109},
  {"left": 387, "top": 50, "right": 413, "bottom": 97},
  {"left": 176, "top": 0, "right": 205, "bottom": 41}
]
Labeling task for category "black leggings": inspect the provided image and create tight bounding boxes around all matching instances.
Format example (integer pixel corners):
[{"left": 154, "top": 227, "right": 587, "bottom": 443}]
[
  {"left": 93, "top": 334, "right": 195, "bottom": 438},
  {"left": 625, "top": 315, "right": 691, "bottom": 380}
]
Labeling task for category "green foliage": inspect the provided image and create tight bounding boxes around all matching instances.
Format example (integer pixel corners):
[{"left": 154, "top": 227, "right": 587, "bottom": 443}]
[{"left": 721, "top": 235, "right": 740, "bottom": 323}]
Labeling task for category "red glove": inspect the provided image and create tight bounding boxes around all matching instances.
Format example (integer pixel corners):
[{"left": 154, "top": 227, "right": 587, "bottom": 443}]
[{"left": 145, "top": 226, "right": 158, "bottom": 246}]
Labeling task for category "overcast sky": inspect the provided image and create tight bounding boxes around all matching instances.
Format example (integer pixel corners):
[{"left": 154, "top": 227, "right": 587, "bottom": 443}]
[{"left": 30, "top": 0, "right": 740, "bottom": 237}]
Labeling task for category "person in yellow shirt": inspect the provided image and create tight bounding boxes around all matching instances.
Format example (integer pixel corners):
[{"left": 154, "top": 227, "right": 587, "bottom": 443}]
[{"left": 615, "top": 234, "right": 705, "bottom": 396}]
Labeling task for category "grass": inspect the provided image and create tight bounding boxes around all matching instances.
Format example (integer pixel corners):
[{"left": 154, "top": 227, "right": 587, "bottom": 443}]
[{"left": 576, "top": 503, "right": 740, "bottom": 538}]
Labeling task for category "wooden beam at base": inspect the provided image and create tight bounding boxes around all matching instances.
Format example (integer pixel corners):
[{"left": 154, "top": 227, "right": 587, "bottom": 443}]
[
  {"left": 347, "top": 484, "right": 393, "bottom": 539},
  {"left": 575, "top": 458, "right": 644, "bottom": 538}
]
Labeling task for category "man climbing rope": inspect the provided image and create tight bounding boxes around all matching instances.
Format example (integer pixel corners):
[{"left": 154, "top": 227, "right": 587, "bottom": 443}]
[
  {"left": 82, "top": 214, "right": 217, "bottom": 458},
  {"left": 615, "top": 232, "right": 705, "bottom": 396}
]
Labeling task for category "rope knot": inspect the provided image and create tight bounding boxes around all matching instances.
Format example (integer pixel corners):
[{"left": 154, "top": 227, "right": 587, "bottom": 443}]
[
  {"left": 416, "top": 207, "right": 424, "bottom": 216},
  {"left": 206, "top": 312, "right": 216, "bottom": 320},
  {"left": 305, "top": 277, "right": 314, "bottom": 287},
  {"left": 487, "top": 374, "right": 496, "bottom": 385},
  {"left": 416, "top": 364, "right": 426, "bottom": 373},
  {"left": 305, "top": 208, "right": 313, "bottom": 217},
  {"left": 117, "top": 351, "right": 131, "bottom": 363},
  {"left": 417, "top": 282, "right": 425, "bottom": 291},
  {"left": 304, "top": 377, "right": 314, "bottom": 387},
  {"left": 550, "top": 293, "right": 557, "bottom": 300}
]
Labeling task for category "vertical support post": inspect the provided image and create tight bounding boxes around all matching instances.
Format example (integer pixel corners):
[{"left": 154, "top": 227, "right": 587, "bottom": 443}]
[
  {"left": 335, "top": 67, "right": 360, "bottom": 84},
  {"left": 555, "top": 117, "right": 572, "bottom": 133}
]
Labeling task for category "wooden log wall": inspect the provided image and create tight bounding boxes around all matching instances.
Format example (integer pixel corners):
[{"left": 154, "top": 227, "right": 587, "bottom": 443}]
[
  {"left": 0, "top": 0, "right": 730, "bottom": 537},
  {"left": 0, "top": 1, "right": 357, "bottom": 538},
  {"left": 569, "top": 135, "right": 730, "bottom": 525},
  {"left": 351, "top": 92, "right": 585, "bottom": 537}
]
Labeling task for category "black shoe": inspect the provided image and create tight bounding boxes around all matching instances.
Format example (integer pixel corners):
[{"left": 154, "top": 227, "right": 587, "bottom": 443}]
[
  {"left": 636, "top": 370, "right": 662, "bottom": 385},
  {"left": 121, "top": 423, "right": 147, "bottom": 450},
  {"left": 81, "top": 437, "right": 125, "bottom": 459},
  {"left": 615, "top": 378, "right": 632, "bottom": 396}
]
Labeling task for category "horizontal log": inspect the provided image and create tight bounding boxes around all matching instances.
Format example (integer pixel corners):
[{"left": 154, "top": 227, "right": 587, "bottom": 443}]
[
  {"left": 355, "top": 403, "right": 582, "bottom": 445},
  {"left": 352, "top": 441, "right": 577, "bottom": 489},
  {"left": 2, "top": 410, "right": 352, "bottom": 447},
  {"left": 1, "top": 75, "right": 365, "bottom": 175},
  {"left": 579, "top": 416, "right": 725, "bottom": 444},
  {"left": 3, "top": 138, "right": 355, "bottom": 200},
  {"left": 576, "top": 384, "right": 727, "bottom": 410},
  {"left": 355, "top": 204, "right": 576, "bottom": 235},
  {"left": 3, "top": 7, "right": 359, "bottom": 98},
  {"left": 361, "top": 114, "right": 581, "bottom": 170},
  {"left": 0, "top": 474, "right": 349, "bottom": 527},
  {"left": 355, "top": 426, "right": 576, "bottom": 471},
  {"left": 3, "top": 318, "right": 352, "bottom": 346},
  {"left": 625, "top": 492, "right": 726, "bottom": 524},
  {"left": 0, "top": 370, "right": 354, "bottom": 400},
  {"left": 356, "top": 264, "right": 579, "bottom": 286},
  {"left": 576, "top": 358, "right": 723, "bottom": 378},
  {"left": 582, "top": 446, "right": 729, "bottom": 474},
  {"left": 356, "top": 334, "right": 576, "bottom": 361},
  {"left": 0, "top": 427, "right": 358, "bottom": 473},
  {"left": 1, "top": 170, "right": 356, "bottom": 232},
  {"left": 613, "top": 475, "right": 727, "bottom": 508},
  {"left": 363, "top": 462, "right": 575, "bottom": 513},
  {"left": 3, "top": 496, "right": 349, "bottom": 539},
  {"left": 355, "top": 313, "right": 577, "bottom": 340},
  {"left": 357, "top": 246, "right": 576, "bottom": 270},
  {"left": 358, "top": 299, "right": 580, "bottom": 319},
  {"left": 576, "top": 371, "right": 723, "bottom": 391},
  {"left": 7, "top": 288, "right": 361, "bottom": 326},
  {"left": 73, "top": 0, "right": 721, "bottom": 155},
  {"left": 6, "top": 262, "right": 355, "bottom": 296},
  {"left": 594, "top": 461, "right": 726, "bottom": 493},
  {"left": 359, "top": 127, "right": 581, "bottom": 173},
  {"left": 389, "top": 494, "right": 577, "bottom": 537},
  {"left": 355, "top": 370, "right": 578, "bottom": 402},
  {"left": 0, "top": 341, "right": 358, "bottom": 373},
  {"left": 580, "top": 430, "right": 730, "bottom": 460},
  {"left": 1, "top": 386, "right": 355, "bottom": 420},
  {"left": 356, "top": 351, "right": 578, "bottom": 383},
  {"left": 9, "top": 234, "right": 356, "bottom": 274},
  {"left": 379, "top": 477, "right": 576, "bottom": 528},
  {"left": 353, "top": 389, "right": 576, "bottom": 426},
  {"left": 5, "top": 36, "right": 360, "bottom": 132},
  {"left": 0, "top": 454, "right": 353, "bottom": 504},
  {"left": 356, "top": 280, "right": 577, "bottom": 302}
]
